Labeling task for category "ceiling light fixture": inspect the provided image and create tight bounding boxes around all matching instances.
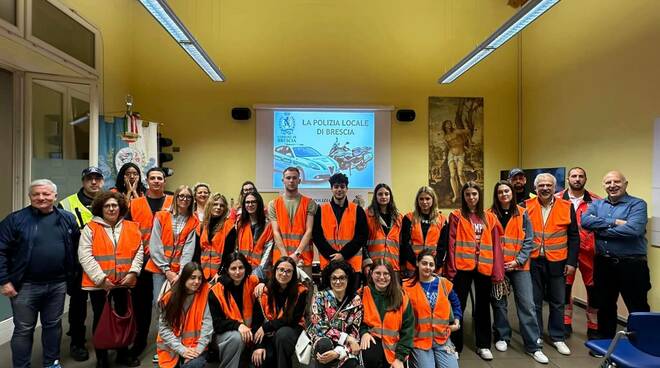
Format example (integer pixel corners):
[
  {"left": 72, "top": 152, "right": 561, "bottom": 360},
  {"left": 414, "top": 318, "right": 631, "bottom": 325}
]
[
  {"left": 138, "top": 0, "right": 225, "bottom": 82},
  {"left": 438, "top": 0, "right": 559, "bottom": 84}
]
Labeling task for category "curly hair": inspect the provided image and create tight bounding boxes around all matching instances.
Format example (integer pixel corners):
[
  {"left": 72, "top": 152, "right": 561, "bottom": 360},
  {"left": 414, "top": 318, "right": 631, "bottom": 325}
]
[{"left": 90, "top": 191, "right": 129, "bottom": 218}]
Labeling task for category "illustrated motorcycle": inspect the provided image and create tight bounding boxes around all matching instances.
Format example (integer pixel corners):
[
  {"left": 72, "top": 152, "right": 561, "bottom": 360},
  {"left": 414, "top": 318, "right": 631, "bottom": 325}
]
[{"left": 328, "top": 138, "right": 374, "bottom": 172}]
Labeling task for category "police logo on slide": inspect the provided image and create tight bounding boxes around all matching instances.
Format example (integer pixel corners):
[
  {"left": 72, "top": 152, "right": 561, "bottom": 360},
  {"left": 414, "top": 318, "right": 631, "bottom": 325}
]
[{"left": 280, "top": 113, "right": 295, "bottom": 135}]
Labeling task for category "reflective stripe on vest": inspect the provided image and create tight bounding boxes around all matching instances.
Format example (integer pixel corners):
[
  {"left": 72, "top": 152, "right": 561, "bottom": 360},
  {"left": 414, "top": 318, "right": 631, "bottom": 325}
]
[
  {"left": 145, "top": 211, "right": 199, "bottom": 274},
  {"left": 237, "top": 222, "right": 273, "bottom": 268},
  {"left": 60, "top": 193, "right": 93, "bottom": 228},
  {"left": 82, "top": 220, "right": 142, "bottom": 288},
  {"left": 130, "top": 195, "right": 173, "bottom": 252},
  {"left": 404, "top": 277, "right": 453, "bottom": 348},
  {"left": 320, "top": 202, "right": 361, "bottom": 271},
  {"left": 525, "top": 198, "right": 571, "bottom": 262},
  {"left": 272, "top": 195, "right": 313, "bottom": 266},
  {"left": 452, "top": 209, "right": 497, "bottom": 276},
  {"left": 366, "top": 211, "right": 402, "bottom": 271},
  {"left": 209, "top": 275, "right": 258, "bottom": 328},
  {"left": 406, "top": 212, "right": 445, "bottom": 256},
  {"left": 200, "top": 218, "right": 233, "bottom": 280},
  {"left": 259, "top": 283, "right": 307, "bottom": 328},
  {"left": 156, "top": 283, "right": 210, "bottom": 368},
  {"left": 362, "top": 286, "right": 408, "bottom": 364}
]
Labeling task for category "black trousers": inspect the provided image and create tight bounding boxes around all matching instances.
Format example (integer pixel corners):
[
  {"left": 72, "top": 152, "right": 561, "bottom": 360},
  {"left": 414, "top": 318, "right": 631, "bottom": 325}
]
[
  {"left": 361, "top": 336, "right": 389, "bottom": 368},
  {"left": 256, "top": 326, "right": 302, "bottom": 368},
  {"left": 451, "top": 270, "right": 492, "bottom": 352},
  {"left": 130, "top": 269, "right": 153, "bottom": 357},
  {"left": 594, "top": 255, "right": 651, "bottom": 339},
  {"left": 89, "top": 288, "right": 130, "bottom": 360},
  {"left": 67, "top": 272, "right": 88, "bottom": 346},
  {"left": 530, "top": 257, "right": 566, "bottom": 342}
]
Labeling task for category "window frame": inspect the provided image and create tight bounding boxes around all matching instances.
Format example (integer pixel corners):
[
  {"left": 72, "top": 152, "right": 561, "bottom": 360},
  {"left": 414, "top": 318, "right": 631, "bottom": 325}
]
[
  {"left": 0, "top": 0, "right": 24, "bottom": 37},
  {"left": 25, "top": 0, "right": 102, "bottom": 76}
]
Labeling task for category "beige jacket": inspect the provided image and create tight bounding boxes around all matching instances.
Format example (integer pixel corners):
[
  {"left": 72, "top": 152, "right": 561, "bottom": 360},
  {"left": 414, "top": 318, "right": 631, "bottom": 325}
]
[{"left": 78, "top": 216, "right": 144, "bottom": 291}]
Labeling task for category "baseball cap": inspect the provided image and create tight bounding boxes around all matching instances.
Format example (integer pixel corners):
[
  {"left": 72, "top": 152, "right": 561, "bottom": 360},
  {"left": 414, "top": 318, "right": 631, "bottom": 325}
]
[
  {"left": 508, "top": 168, "right": 525, "bottom": 178},
  {"left": 82, "top": 166, "right": 104, "bottom": 179}
]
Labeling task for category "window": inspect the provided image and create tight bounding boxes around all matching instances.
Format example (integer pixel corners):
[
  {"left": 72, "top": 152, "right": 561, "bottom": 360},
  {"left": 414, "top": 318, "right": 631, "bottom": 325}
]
[
  {"left": 0, "top": 1, "right": 17, "bottom": 25},
  {"left": 31, "top": 0, "right": 96, "bottom": 68}
]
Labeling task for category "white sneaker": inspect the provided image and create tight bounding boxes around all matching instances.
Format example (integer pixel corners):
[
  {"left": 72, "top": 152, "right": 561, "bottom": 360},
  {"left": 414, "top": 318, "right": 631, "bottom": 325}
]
[
  {"left": 495, "top": 340, "right": 508, "bottom": 352},
  {"left": 537, "top": 337, "right": 544, "bottom": 345},
  {"left": 529, "top": 350, "right": 549, "bottom": 364},
  {"left": 553, "top": 341, "right": 571, "bottom": 355},
  {"left": 477, "top": 348, "right": 494, "bottom": 360}
]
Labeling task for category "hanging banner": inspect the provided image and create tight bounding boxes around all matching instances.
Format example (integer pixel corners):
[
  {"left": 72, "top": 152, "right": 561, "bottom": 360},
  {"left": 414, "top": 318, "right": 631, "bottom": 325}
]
[{"left": 98, "top": 115, "right": 159, "bottom": 189}]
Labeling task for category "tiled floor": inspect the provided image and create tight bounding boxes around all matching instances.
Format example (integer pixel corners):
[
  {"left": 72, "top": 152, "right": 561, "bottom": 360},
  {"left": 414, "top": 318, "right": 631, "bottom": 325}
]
[{"left": 0, "top": 296, "right": 610, "bottom": 367}]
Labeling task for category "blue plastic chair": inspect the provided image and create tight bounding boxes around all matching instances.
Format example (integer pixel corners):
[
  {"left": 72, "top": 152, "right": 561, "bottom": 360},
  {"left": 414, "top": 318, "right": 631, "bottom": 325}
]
[{"left": 585, "top": 312, "right": 660, "bottom": 368}]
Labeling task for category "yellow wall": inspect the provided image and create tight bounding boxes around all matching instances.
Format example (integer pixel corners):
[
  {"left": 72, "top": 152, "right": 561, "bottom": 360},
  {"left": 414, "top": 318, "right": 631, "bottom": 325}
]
[
  {"left": 521, "top": 0, "right": 660, "bottom": 309},
  {"left": 128, "top": 0, "right": 521, "bottom": 212}
]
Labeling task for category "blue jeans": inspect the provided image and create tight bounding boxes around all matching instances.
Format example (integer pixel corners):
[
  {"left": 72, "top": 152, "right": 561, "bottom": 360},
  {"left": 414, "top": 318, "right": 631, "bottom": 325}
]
[
  {"left": 10, "top": 281, "right": 67, "bottom": 368},
  {"left": 492, "top": 270, "right": 542, "bottom": 352},
  {"left": 152, "top": 272, "right": 167, "bottom": 305},
  {"left": 411, "top": 340, "right": 459, "bottom": 368}
]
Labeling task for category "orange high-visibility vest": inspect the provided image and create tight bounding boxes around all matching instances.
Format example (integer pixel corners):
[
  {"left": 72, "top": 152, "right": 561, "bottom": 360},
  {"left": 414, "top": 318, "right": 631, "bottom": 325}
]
[
  {"left": 209, "top": 275, "right": 259, "bottom": 327},
  {"left": 130, "top": 195, "right": 173, "bottom": 253},
  {"left": 525, "top": 198, "right": 571, "bottom": 262},
  {"left": 366, "top": 210, "right": 402, "bottom": 271},
  {"left": 260, "top": 283, "right": 308, "bottom": 327},
  {"left": 403, "top": 277, "right": 453, "bottom": 349},
  {"left": 319, "top": 202, "right": 361, "bottom": 272},
  {"left": 156, "top": 283, "right": 210, "bottom": 368},
  {"left": 362, "top": 285, "right": 409, "bottom": 364},
  {"left": 237, "top": 221, "right": 273, "bottom": 268},
  {"left": 145, "top": 211, "right": 199, "bottom": 274},
  {"left": 82, "top": 220, "right": 142, "bottom": 288},
  {"left": 200, "top": 218, "right": 234, "bottom": 280},
  {"left": 406, "top": 212, "right": 446, "bottom": 257},
  {"left": 487, "top": 206, "right": 529, "bottom": 271},
  {"left": 452, "top": 209, "right": 498, "bottom": 276},
  {"left": 272, "top": 195, "right": 313, "bottom": 266}
]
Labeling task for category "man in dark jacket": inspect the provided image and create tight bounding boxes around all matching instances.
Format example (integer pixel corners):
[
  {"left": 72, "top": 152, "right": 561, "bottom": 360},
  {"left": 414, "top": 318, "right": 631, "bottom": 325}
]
[{"left": 0, "top": 179, "right": 81, "bottom": 368}]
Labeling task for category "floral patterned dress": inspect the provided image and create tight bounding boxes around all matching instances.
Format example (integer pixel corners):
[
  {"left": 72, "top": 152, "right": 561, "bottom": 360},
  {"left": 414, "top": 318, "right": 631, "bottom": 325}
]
[{"left": 307, "top": 289, "right": 363, "bottom": 366}]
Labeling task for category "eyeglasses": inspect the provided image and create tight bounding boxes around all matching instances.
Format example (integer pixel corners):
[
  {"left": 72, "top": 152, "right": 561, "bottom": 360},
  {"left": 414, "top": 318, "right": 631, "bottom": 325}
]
[
  {"left": 331, "top": 276, "right": 347, "bottom": 282},
  {"left": 177, "top": 195, "right": 192, "bottom": 200},
  {"left": 103, "top": 203, "right": 119, "bottom": 209},
  {"left": 245, "top": 200, "right": 258, "bottom": 205},
  {"left": 276, "top": 267, "right": 293, "bottom": 275},
  {"left": 373, "top": 271, "right": 391, "bottom": 279}
]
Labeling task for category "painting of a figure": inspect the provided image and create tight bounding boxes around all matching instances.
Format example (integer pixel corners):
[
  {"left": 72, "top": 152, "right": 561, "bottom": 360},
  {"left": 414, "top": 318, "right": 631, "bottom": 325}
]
[{"left": 428, "top": 97, "right": 484, "bottom": 208}]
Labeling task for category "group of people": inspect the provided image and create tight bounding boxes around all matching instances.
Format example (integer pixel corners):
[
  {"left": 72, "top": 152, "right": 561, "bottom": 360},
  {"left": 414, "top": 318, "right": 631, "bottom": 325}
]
[{"left": 0, "top": 163, "right": 651, "bottom": 368}]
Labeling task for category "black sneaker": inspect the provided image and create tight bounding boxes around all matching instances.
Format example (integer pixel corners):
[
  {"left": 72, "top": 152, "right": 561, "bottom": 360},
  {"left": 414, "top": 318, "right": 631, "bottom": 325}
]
[
  {"left": 116, "top": 354, "right": 141, "bottom": 367},
  {"left": 70, "top": 344, "right": 90, "bottom": 362},
  {"left": 588, "top": 350, "right": 605, "bottom": 358}
]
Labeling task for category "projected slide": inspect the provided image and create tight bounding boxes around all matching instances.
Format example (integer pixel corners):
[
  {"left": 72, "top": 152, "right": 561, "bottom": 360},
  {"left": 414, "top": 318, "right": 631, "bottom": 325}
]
[{"left": 273, "top": 110, "right": 375, "bottom": 189}]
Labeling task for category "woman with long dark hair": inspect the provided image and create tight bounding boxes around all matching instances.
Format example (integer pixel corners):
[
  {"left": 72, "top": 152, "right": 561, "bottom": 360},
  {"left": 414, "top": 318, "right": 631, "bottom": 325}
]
[
  {"left": 251, "top": 256, "right": 308, "bottom": 368},
  {"left": 199, "top": 193, "right": 234, "bottom": 283},
  {"left": 78, "top": 191, "right": 143, "bottom": 368},
  {"left": 208, "top": 252, "right": 260, "bottom": 368},
  {"left": 360, "top": 259, "right": 414, "bottom": 368},
  {"left": 157, "top": 262, "right": 213, "bottom": 368},
  {"left": 400, "top": 186, "right": 448, "bottom": 273},
  {"left": 224, "top": 191, "right": 273, "bottom": 278},
  {"left": 147, "top": 185, "right": 199, "bottom": 304},
  {"left": 403, "top": 249, "right": 461, "bottom": 368},
  {"left": 488, "top": 180, "right": 548, "bottom": 363},
  {"left": 307, "top": 260, "right": 362, "bottom": 368},
  {"left": 365, "top": 183, "right": 402, "bottom": 271},
  {"left": 444, "top": 181, "right": 504, "bottom": 361},
  {"left": 113, "top": 163, "right": 146, "bottom": 202},
  {"left": 229, "top": 180, "right": 257, "bottom": 221}
]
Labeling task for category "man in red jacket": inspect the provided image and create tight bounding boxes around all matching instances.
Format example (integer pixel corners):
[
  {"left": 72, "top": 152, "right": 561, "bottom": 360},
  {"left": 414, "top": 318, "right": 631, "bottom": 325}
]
[{"left": 556, "top": 167, "right": 600, "bottom": 340}]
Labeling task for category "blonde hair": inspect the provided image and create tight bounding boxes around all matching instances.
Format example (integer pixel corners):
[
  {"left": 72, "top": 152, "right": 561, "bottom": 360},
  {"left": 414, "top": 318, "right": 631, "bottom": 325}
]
[
  {"left": 413, "top": 186, "right": 441, "bottom": 225},
  {"left": 201, "top": 193, "right": 229, "bottom": 233},
  {"left": 171, "top": 185, "right": 194, "bottom": 216}
]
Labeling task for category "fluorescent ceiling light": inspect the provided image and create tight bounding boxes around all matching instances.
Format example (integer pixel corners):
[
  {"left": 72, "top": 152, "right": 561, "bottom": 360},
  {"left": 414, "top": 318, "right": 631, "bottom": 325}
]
[
  {"left": 138, "top": 0, "right": 225, "bottom": 82},
  {"left": 438, "top": 0, "right": 559, "bottom": 84}
]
